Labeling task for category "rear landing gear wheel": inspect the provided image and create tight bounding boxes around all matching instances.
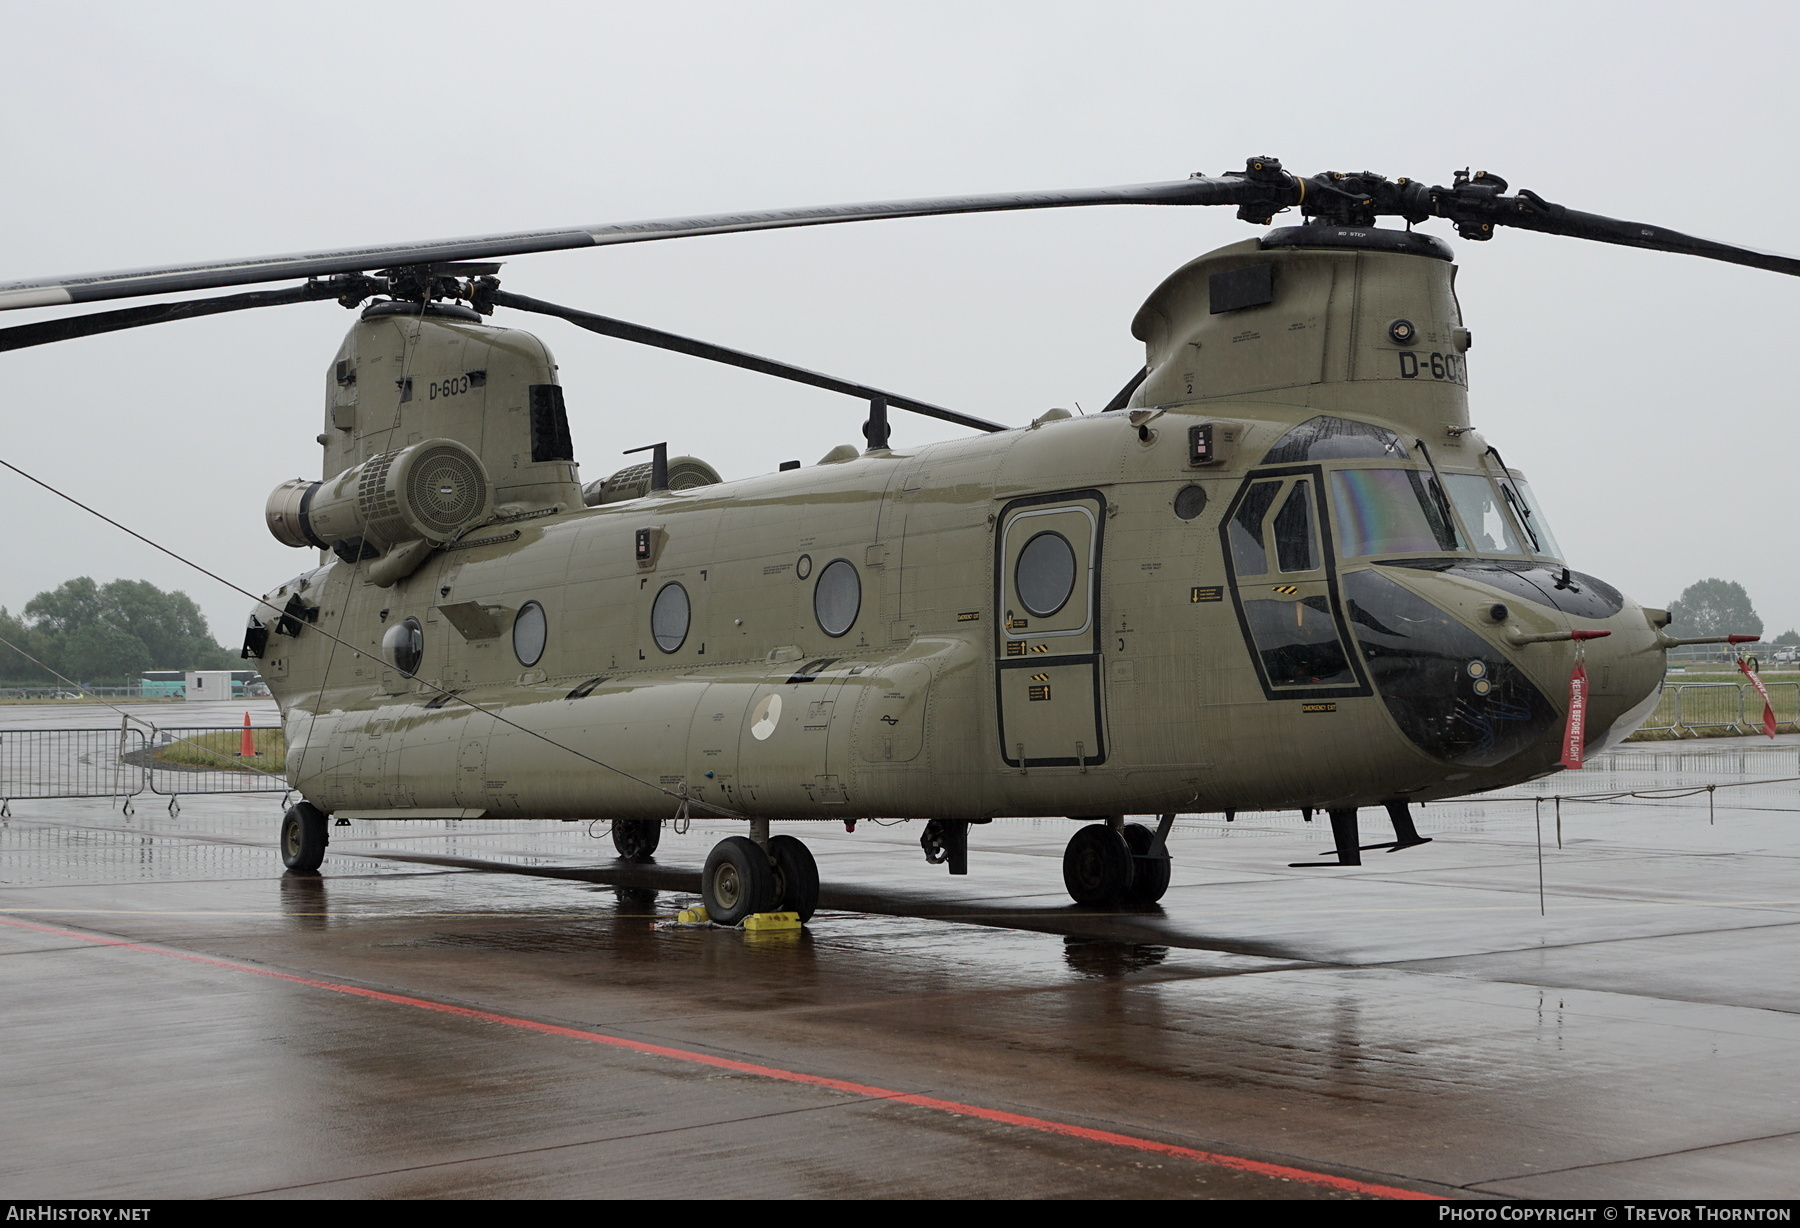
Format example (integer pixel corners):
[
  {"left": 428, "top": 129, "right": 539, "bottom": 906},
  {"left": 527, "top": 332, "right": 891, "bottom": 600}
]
[
  {"left": 1121, "top": 823, "right": 1171, "bottom": 905},
  {"left": 702, "top": 835, "right": 776, "bottom": 926},
  {"left": 767, "top": 834, "right": 819, "bottom": 922},
  {"left": 280, "top": 801, "right": 329, "bottom": 872},
  {"left": 612, "top": 819, "right": 661, "bottom": 862},
  {"left": 1062, "top": 823, "right": 1134, "bottom": 906}
]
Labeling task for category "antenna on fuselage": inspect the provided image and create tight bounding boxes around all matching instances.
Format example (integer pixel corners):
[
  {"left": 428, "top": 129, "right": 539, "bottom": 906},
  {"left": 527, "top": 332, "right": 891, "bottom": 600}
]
[{"left": 622, "top": 442, "right": 669, "bottom": 492}]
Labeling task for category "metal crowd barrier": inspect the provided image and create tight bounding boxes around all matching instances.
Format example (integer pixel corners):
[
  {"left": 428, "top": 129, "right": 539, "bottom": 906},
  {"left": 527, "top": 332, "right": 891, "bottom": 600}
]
[
  {"left": 1629, "top": 680, "right": 1800, "bottom": 740},
  {"left": 1675, "top": 683, "right": 1744, "bottom": 733},
  {"left": 0, "top": 727, "right": 147, "bottom": 812},
  {"left": 0, "top": 725, "right": 286, "bottom": 814}
]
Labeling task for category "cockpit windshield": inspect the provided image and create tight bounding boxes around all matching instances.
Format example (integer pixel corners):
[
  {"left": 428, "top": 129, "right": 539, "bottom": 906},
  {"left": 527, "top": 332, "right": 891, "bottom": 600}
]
[
  {"left": 1322, "top": 464, "right": 1565, "bottom": 563},
  {"left": 1327, "top": 468, "right": 1459, "bottom": 558}
]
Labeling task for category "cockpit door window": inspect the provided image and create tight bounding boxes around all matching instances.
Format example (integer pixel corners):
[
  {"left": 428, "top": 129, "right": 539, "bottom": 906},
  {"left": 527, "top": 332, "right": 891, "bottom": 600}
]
[
  {"left": 1272, "top": 480, "right": 1318, "bottom": 573},
  {"left": 1221, "top": 466, "right": 1371, "bottom": 701}
]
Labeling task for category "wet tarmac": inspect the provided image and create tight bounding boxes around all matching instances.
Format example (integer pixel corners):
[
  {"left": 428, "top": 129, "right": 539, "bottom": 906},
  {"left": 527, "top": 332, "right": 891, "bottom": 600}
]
[{"left": 3, "top": 701, "right": 1798, "bottom": 1199}]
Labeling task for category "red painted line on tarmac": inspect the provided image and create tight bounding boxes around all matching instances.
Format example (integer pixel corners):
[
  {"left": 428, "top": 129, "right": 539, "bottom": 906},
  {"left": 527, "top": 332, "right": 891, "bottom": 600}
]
[{"left": 1, "top": 915, "right": 1438, "bottom": 1199}]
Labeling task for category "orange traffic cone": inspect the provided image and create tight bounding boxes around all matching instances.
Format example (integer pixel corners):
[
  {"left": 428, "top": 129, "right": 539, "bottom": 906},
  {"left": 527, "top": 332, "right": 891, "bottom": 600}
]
[{"left": 238, "top": 711, "right": 255, "bottom": 758}]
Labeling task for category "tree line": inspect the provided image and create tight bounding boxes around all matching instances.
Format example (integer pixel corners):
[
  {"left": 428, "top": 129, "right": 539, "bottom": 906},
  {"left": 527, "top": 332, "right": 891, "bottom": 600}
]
[
  {"left": 1667, "top": 578, "right": 1797, "bottom": 647},
  {"left": 0, "top": 578, "right": 236, "bottom": 686}
]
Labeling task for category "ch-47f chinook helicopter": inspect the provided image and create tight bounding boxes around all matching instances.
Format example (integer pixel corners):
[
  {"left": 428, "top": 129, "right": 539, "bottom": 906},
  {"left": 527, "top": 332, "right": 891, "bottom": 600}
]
[{"left": 1, "top": 157, "right": 1782, "bottom": 924}]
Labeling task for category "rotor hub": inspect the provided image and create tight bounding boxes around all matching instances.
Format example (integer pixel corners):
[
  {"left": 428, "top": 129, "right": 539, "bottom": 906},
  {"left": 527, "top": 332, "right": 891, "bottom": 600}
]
[{"left": 1261, "top": 225, "right": 1454, "bottom": 261}]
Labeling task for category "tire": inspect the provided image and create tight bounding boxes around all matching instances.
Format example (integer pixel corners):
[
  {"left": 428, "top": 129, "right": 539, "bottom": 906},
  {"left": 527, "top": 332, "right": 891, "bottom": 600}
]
[
  {"left": 702, "top": 835, "right": 776, "bottom": 925},
  {"left": 1121, "top": 823, "right": 1171, "bottom": 905},
  {"left": 767, "top": 834, "right": 820, "bottom": 922},
  {"left": 1062, "top": 823, "right": 1134, "bottom": 906},
  {"left": 612, "top": 819, "right": 662, "bottom": 862},
  {"left": 280, "top": 802, "right": 329, "bottom": 872}
]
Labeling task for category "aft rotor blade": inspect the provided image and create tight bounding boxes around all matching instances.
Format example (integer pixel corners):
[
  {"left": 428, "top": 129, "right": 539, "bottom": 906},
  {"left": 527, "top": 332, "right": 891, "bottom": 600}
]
[
  {"left": 0, "top": 282, "right": 346, "bottom": 352},
  {"left": 0, "top": 177, "right": 1253, "bottom": 312},
  {"left": 1100, "top": 367, "right": 1147, "bottom": 414},
  {"left": 1483, "top": 199, "right": 1800, "bottom": 277},
  {"left": 488, "top": 289, "right": 1008, "bottom": 433}
]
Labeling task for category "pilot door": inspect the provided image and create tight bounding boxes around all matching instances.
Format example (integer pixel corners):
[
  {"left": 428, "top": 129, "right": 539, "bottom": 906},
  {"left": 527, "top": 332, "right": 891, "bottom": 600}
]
[
  {"left": 1220, "top": 467, "right": 1371, "bottom": 701},
  {"left": 995, "top": 490, "right": 1106, "bottom": 768}
]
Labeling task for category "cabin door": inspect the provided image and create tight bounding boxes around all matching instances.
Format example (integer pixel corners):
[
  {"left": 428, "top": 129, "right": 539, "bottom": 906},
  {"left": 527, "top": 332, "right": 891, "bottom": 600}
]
[{"left": 994, "top": 490, "right": 1107, "bottom": 769}]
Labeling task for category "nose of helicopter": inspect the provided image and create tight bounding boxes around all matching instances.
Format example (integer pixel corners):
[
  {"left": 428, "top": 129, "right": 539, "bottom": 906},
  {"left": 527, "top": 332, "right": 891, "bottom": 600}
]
[{"left": 1345, "top": 563, "right": 1665, "bottom": 772}]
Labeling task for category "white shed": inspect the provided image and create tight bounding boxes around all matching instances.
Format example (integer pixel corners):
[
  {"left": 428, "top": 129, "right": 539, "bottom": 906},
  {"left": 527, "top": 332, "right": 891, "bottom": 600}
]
[{"left": 184, "top": 670, "right": 235, "bottom": 701}]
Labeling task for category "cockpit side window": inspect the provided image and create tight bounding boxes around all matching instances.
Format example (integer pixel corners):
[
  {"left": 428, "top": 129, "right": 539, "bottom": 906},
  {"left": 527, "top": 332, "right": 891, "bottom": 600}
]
[
  {"left": 1500, "top": 477, "right": 1564, "bottom": 561},
  {"left": 1328, "top": 468, "right": 1460, "bottom": 558}
]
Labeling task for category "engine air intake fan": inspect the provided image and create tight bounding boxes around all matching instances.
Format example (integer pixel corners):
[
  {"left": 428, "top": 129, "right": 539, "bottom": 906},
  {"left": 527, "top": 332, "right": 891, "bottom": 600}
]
[
  {"left": 583, "top": 455, "right": 722, "bottom": 506},
  {"left": 266, "top": 438, "right": 494, "bottom": 553}
]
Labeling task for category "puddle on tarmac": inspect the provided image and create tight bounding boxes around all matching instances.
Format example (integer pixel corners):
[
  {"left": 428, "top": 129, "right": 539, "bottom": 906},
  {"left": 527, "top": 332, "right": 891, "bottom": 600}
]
[{"left": 1061, "top": 936, "right": 1171, "bottom": 978}]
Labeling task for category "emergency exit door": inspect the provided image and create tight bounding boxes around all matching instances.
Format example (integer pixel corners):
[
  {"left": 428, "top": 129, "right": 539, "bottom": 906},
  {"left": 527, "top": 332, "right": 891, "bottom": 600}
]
[{"left": 995, "top": 490, "right": 1106, "bottom": 768}]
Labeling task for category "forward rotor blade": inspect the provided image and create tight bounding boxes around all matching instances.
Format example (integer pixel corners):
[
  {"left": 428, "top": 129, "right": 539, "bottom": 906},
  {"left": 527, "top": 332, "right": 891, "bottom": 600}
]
[
  {"left": 0, "top": 177, "right": 1251, "bottom": 313},
  {"left": 0, "top": 282, "right": 343, "bottom": 352},
  {"left": 1485, "top": 199, "right": 1800, "bottom": 277},
  {"left": 488, "top": 289, "right": 1007, "bottom": 433}
]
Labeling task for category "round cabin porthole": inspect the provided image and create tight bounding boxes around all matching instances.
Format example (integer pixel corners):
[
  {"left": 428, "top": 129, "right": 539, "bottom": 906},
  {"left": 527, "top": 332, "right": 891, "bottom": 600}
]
[
  {"left": 1173, "top": 484, "right": 1208, "bottom": 520},
  {"left": 513, "top": 600, "right": 547, "bottom": 667},
  {"left": 812, "top": 559, "right": 861, "bottom": 637},
  {"left": 381, "top": 616, "right": 424, "bottom": 676},
  {"left": 1015, "top": 531, "right": 1077, "bottom": 618},
  {"left": 651, "top": 583, "right": 690, "bottom": 653}
]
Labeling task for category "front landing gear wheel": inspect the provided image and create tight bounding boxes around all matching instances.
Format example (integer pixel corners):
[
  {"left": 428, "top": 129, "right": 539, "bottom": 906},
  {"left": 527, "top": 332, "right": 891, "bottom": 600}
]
[
  {"left": 612, "top": 819, "right": 661, "bottom": 862},
  {"left": 702, "top": 835, "right": 776, "bottom": 926},
  {"left": 767, "top": 834, "right": 819, "bottom": 922},
  {"left": 1062, "top": 823, "right": 1133, "bottom": 906},
  {"left": 1121, "top": 823, "right": 1171, "bottom": 904},
  {"left": 280, "top": 802, "right": 329, "bottom": 872}
]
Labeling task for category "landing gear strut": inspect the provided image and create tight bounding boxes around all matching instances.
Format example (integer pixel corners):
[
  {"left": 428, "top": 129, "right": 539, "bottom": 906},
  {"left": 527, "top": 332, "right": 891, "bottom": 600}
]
[
  {"left": 700, "top": 830, "right": 820, "bottom": 924},
  {"left": 919, "top": 819, "right": 969, "bottom": 874},
  {"left": 1290, "top": 801, "right": 1433, "bottom": 867}
]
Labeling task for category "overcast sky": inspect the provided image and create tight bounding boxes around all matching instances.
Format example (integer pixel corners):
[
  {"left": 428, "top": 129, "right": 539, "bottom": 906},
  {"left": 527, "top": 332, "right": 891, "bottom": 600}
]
[{"left": 2, "top": 1, "right": 1796, "bottom": 646}]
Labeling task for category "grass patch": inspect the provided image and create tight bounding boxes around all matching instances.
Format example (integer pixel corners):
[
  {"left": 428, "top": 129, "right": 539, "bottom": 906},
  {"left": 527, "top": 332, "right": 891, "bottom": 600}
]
[{"left": 155, "top": 728, "right": 287, "bottom": 773}]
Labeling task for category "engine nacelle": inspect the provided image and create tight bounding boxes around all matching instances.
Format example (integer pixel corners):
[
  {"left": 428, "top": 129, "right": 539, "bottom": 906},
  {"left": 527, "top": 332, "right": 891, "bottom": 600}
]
[
  {"left": 266, "top": 438, "right": 494, "bottom": 555},
  {"left": 582, "top": 455, "right": 723, "bottom": 506}
]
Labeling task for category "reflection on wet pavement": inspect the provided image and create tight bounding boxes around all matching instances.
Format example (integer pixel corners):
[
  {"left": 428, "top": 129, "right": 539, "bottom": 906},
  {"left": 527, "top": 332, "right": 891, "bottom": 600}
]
[{"left": 3, "top": 706, "right": 1798, "bottom": 1199}]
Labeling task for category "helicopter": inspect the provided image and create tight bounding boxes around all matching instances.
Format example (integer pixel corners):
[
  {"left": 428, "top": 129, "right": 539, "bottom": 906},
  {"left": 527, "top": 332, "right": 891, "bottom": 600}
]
[{"left": 0, "top": 156, "right": 1781, "bottom": 925}]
